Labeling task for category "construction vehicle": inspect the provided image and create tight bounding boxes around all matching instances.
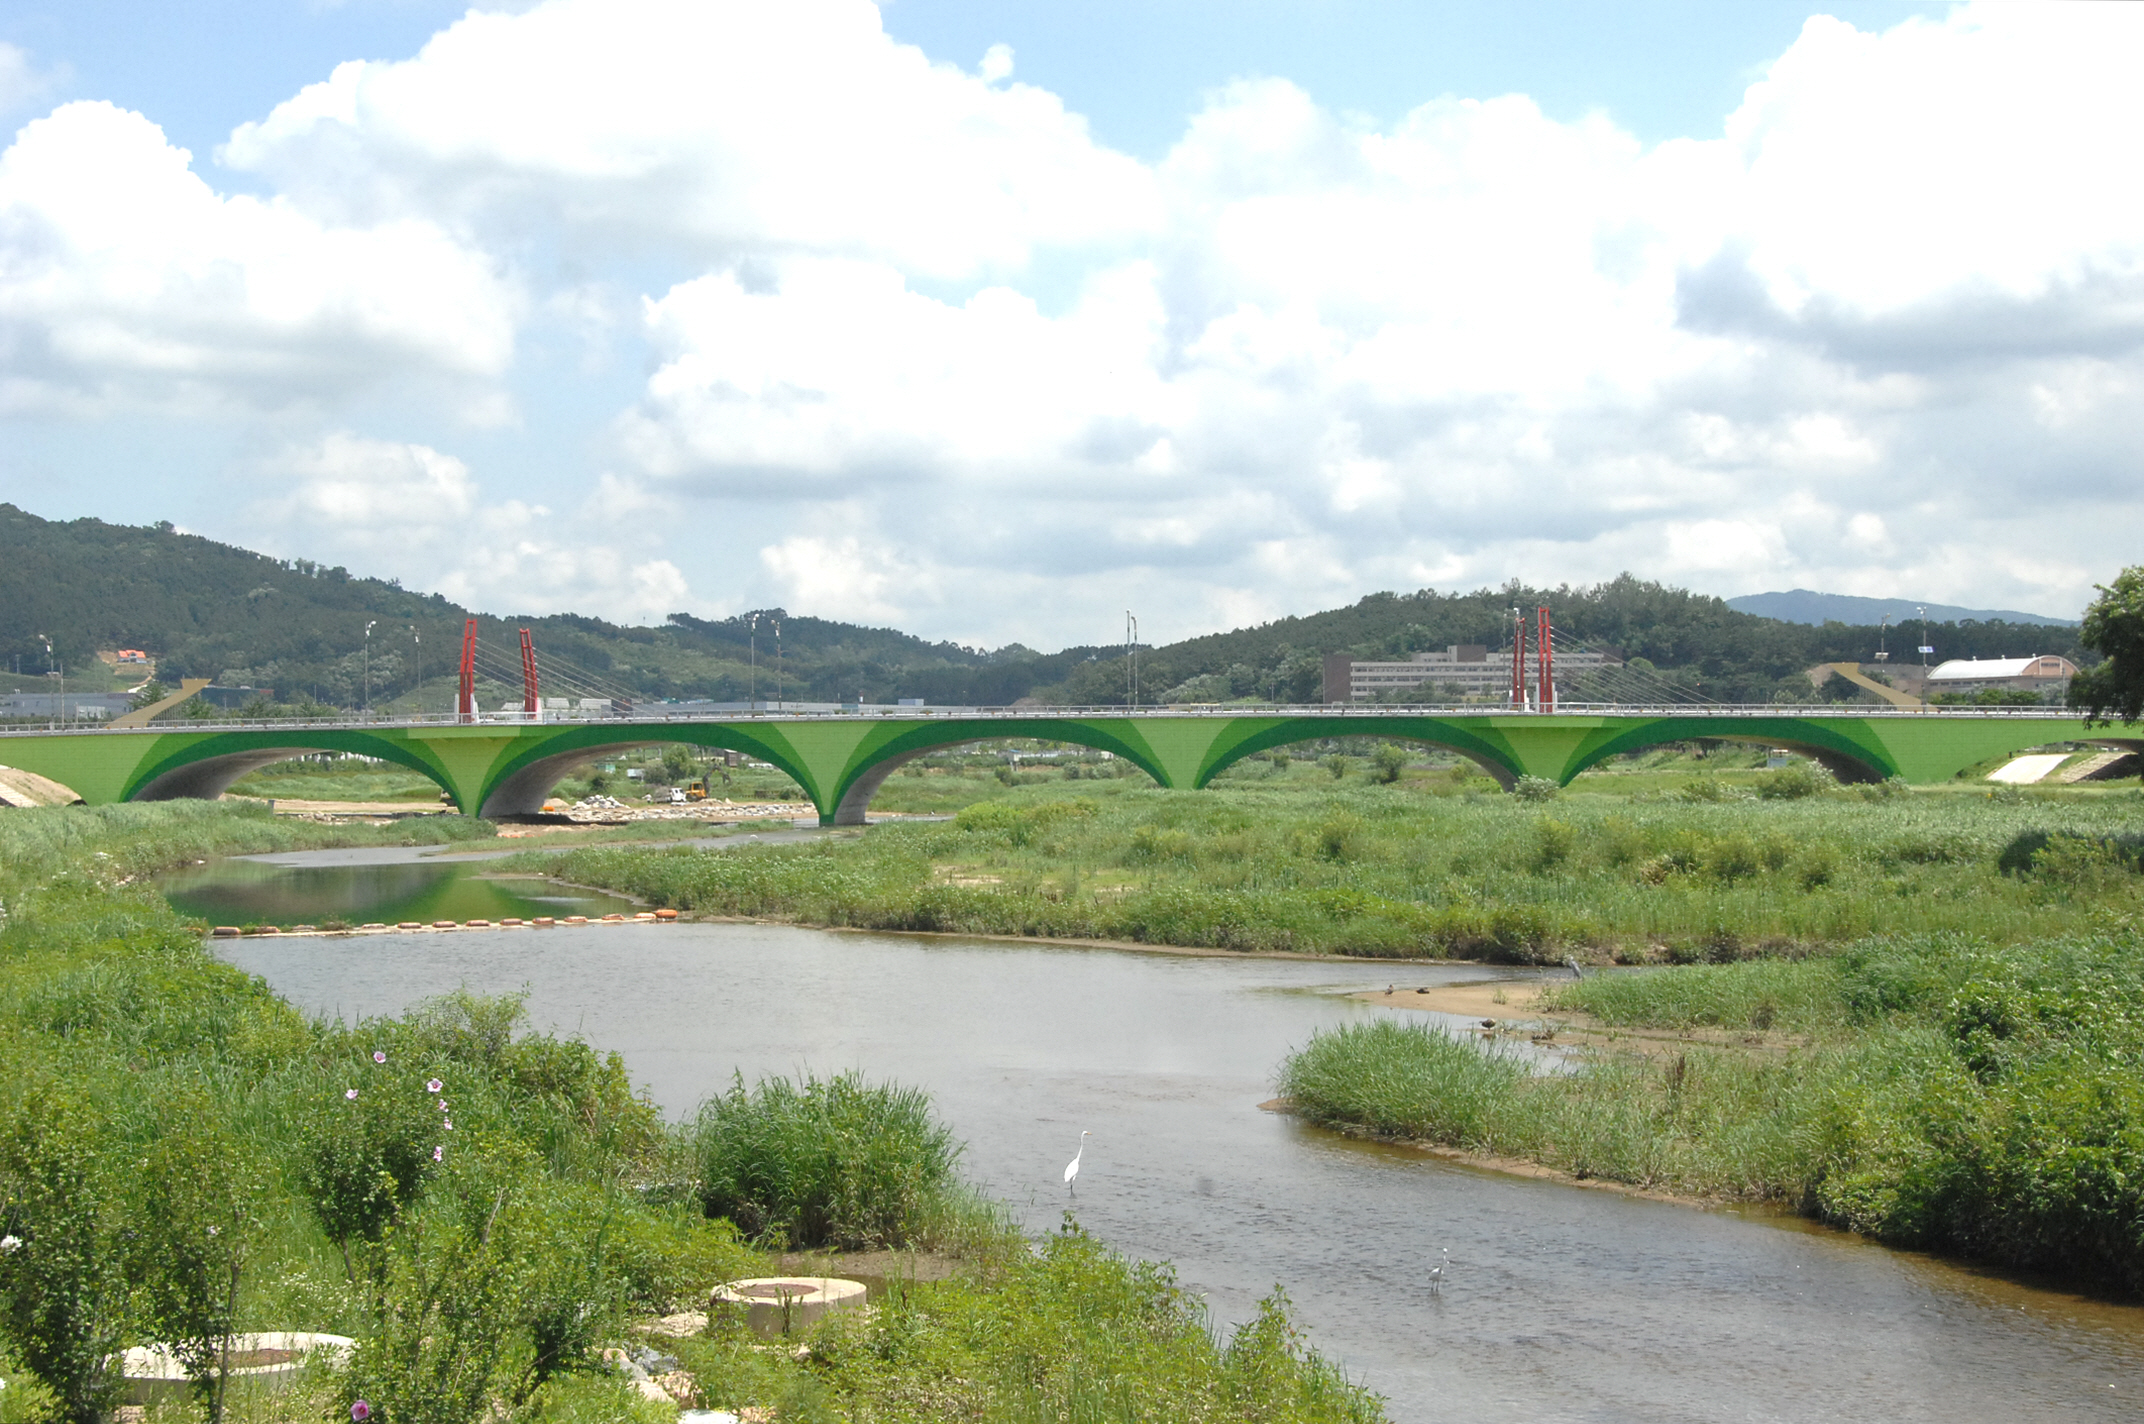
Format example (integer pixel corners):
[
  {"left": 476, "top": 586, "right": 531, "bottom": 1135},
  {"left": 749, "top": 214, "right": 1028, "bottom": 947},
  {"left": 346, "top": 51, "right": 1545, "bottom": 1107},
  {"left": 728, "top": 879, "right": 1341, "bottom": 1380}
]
[{"left": 682, "top": 779, "right": 708, "bottom": 801}]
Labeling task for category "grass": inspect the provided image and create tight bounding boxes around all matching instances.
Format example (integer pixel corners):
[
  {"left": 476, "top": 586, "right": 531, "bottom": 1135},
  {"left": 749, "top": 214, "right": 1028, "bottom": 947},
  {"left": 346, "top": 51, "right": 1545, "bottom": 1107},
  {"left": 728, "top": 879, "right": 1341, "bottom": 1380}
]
[
  {"left": 0, "top": 798, "right": 496, "bottom": 892},
  {"left": 0, "top": 802, "right": 1382, "bottom": 1424},
  {"left": 519, "top": 760, "right": 2144, "bottom": 960},
  {"left": 1281, "top": 928, "right": 2144, "bottom": 1294},
  {"left": 690, "top": 1071, "right": 968, "bottom": 1252}
]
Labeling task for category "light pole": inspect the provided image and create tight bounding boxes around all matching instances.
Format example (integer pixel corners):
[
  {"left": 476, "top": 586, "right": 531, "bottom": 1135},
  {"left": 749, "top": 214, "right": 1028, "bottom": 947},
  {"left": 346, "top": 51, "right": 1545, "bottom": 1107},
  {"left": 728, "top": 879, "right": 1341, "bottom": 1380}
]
[
  {"left": 773, "top": 617, "right": 783, "bottom": 709},
  {"left": 749, "top": 613, "right": 758, "bottom": 710},
  {"left": 411, "top": 626, "right": 421, "bottom": 716},
  {"left": 363, "top": 620, "right": 376, "bottom": 715},
  {"left": 37, "top": 634, "right": 58, "bottom": 724}
]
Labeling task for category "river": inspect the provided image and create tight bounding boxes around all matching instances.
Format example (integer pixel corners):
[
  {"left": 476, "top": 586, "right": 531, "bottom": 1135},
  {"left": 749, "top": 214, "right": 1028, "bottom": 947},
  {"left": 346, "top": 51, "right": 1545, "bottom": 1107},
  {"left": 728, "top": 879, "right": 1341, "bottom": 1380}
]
[{"left": 192, "top": 845, "right": 2144, "bottom": 1423}]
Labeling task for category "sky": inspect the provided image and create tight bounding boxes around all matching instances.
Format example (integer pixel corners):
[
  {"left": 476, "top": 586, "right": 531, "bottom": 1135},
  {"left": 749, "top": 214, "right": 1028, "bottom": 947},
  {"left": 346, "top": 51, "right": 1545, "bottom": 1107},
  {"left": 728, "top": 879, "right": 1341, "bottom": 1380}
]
[{"left": 0, "top": 0, "right": 2133, "bottom": 648}]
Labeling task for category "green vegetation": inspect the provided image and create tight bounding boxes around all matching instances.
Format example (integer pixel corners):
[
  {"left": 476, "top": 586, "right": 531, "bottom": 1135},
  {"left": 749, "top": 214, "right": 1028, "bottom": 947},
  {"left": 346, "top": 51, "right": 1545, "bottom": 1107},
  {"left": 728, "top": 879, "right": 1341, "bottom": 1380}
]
[
  {"left": 1281, "top": 926, "right": 2144, "bottom": 1293},
  {"left": 528, "top": 757, "right": 2143, "bottom": 960},
  {"left": 690, "top": 1072, "right": 966, "bottom": 1251},
  {"left": 0, "top": 802, "right": 1380, "bottom": 1423},
  {"left": 0, "top": 501, "right": 2097, "bottom": 709},
  {"left": 2072, "top": 564, "right": 2144, "bottom": 724}
]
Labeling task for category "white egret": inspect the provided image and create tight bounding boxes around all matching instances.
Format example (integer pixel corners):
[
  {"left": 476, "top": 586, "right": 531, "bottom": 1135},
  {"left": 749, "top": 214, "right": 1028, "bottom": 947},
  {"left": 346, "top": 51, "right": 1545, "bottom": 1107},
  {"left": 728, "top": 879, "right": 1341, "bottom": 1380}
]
[
  {"left": 1063, "top": 1131, "right": 1090, "bottom": 1192},
  {"left": 1428, "top": 1247, "right": 1448, "bottom": 1293}
]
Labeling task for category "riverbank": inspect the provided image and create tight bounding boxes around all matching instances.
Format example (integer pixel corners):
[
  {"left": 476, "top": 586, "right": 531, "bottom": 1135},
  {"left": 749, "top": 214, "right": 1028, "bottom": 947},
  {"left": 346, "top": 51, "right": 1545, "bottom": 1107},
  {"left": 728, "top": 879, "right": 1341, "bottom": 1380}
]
[
  {"left": 1285, "top": 931, "right": 2144, "bottom": 1297},
  {"left": 511, "top": 776, "right": 2144, "bottom": 961},
  {"left": 0, "top": 801, "right": 1384, "bottom": 1424}
]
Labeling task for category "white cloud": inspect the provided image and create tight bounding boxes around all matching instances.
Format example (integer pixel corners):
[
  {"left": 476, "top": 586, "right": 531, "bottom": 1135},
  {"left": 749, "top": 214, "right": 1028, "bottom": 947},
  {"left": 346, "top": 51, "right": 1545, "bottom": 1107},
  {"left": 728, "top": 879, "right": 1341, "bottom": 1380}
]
[
  {"left": 246, "top": 434, "right": 690, "bottom": 624},
  {"left": 223, "top": 0, "right": 1155, "bottom": 280},
  {"left": 0, "top": 43, "right": 62, "bottom": 117},
  {"left": 0, "top": 102, "right": 516, "bottom": 415},
  {"left": 11, "top": 0, "right": 2144, "bottom": 638}
]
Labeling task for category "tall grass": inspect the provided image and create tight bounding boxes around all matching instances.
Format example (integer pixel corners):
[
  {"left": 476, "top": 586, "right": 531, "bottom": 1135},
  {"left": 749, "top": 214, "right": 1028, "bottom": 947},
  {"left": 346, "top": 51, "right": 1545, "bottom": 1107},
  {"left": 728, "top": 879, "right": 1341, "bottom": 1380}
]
[
  {"left": 531, "top": 779, "right": 2144, "bottom": 959},
  {"left": 0, "top": 799, "right": 493, "bottom": 900},
  {"left": 690, "top": 1071, "right": 965, "bottom": 1251},
  {"left": 1282, "top": 928, "right": 2144, "bottom": 1293}
]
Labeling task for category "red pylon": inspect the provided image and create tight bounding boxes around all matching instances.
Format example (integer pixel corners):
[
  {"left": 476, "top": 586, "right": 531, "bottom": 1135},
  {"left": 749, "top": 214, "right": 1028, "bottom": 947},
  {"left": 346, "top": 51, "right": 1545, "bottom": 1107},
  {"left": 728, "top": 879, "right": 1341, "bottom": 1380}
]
[
  {"left": 457, "top": 619, "right": 478, "bottom": 723},
  {"left": 519, "top": 629, "right": 539, "bottom": 719},
  {"left": 1511, "top": 609, "right": 1529, "bottom": 708}
]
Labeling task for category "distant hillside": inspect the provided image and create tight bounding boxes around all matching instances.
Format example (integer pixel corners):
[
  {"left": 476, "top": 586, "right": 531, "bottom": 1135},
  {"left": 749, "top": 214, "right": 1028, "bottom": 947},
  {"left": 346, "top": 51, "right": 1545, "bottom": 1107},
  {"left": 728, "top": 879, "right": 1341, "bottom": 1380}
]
[
  {"left": 1727, "top": 589, "right": 2076, "bottom": 628},
  {"left": 0, "top": 504, "right": 1031, "bottom": 709},
  {"left": 0, "top": 503, "right": 2096, "bottom": 710}
]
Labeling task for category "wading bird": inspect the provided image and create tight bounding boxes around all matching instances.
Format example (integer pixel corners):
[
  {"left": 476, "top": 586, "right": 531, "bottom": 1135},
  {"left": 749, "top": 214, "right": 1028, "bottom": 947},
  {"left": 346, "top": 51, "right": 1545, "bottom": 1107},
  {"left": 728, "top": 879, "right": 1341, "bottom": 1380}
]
[
  {"left": 1428, "top": 1247, "right": 1449, "bottom": 1293},
  {"left": 1564, "top": 957, "right": 1584, "bottom": 979},
  {"left": 1064, "top": 1130, "right": 1090, "bottom": 1193}
]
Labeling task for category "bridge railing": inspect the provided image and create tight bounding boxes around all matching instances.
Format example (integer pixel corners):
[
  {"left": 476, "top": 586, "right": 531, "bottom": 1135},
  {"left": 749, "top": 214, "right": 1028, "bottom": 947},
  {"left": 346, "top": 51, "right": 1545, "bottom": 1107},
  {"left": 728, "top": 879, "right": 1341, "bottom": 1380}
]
[{"left": 0, "top": 702, "right": 2103, "bottom": 737}]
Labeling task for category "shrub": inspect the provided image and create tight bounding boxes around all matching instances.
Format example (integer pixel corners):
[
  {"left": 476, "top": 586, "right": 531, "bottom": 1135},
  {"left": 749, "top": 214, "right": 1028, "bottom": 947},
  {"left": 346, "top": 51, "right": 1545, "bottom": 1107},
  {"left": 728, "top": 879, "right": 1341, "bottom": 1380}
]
[
  {"left": 0, "top": 1078, "right": 139, "bottom": 1424},
  {"left": 1757, "top": 763, "right": 1831, "bottom": 799},
  {"left": 691, "top": 1072, "right": 960, "bottom": 1250},
  {"left": 1513, "top": 775, "right": 1559, "bottom": 801},
  {"left": 1368, "top": 745, "right": 1409, "bottom": 784}
]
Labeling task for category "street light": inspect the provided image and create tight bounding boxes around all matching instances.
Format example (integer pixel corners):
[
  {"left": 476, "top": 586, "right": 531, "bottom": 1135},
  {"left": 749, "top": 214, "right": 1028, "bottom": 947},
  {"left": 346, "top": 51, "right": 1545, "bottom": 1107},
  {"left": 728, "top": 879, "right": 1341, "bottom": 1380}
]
[
  {"left": 36, "top": 633, "right": 58, "bottom": 725},
  {"left": 364, "top": 620, "right": 376, "bottom": 715},
  {"left": 749, "top": 613, "right": 758, "bottom": 710}
]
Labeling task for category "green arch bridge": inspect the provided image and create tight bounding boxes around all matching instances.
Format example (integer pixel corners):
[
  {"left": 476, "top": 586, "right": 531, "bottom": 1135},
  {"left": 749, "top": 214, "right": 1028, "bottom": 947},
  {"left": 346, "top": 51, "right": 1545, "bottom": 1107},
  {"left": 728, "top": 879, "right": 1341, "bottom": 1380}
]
[{"left": 1, "top": 708, "right": 2135, "bottom": 825}]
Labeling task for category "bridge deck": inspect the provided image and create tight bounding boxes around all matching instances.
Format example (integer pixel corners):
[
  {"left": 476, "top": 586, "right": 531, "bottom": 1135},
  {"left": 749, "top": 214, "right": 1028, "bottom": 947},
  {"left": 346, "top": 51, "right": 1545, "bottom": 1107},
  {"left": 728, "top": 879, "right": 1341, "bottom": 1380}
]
[{"left": 1, "top": 705, "right": 2133, "bottom": 825}]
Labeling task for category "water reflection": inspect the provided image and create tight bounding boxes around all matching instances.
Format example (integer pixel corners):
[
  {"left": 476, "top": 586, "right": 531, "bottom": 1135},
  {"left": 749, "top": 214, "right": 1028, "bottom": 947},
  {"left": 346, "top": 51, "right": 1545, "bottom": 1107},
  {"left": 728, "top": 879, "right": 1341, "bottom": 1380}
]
[{"left": 161, "top": 856, "right": 636, "bottom": 925}]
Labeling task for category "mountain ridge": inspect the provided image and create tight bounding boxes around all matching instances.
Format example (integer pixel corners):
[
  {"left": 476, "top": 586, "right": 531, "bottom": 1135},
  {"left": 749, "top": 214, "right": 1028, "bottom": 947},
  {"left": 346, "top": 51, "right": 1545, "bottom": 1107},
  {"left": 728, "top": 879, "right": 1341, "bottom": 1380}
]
[
  {"left": 1727, "top": 589, "right": 2077, "bottom": 628},
  {"left": 0, "top": 503, "right": 2093, "bottom": 709}
]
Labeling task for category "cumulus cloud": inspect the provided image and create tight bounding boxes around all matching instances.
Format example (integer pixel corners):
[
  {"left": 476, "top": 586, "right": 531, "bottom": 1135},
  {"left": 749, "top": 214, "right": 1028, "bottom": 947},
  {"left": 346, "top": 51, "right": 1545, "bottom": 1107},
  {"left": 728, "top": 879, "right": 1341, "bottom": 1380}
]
[
  {"left": 0, "top": 103, "right": 516, "bottom": 415},
  {"left": 9, "top": 0, "right": 2144, "bottom": 636},
  {"left": 223, "top": 0, "right": 1154, "bottom": 280},
  {"left": 0, "top": 43, "right": 62, "bottom": 118},
  {"left": 247, "top": 434, "right": 690, "bottom": 624},
  {"left": 593, "top": 2, "right": 2144, "bottom": 634}
]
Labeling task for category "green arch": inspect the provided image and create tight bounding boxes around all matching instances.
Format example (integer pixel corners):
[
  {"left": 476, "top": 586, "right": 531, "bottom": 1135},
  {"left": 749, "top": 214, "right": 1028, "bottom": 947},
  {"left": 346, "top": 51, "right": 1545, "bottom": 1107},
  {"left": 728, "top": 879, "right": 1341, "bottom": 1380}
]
[
  {"left": 1552, "top": 716, "right": 1900, "bottom": 785},
  {"left": 475, "top": 723, "right": 825, "bottom": 818},
  {"left": 813, "top": 718, "right": 1177, "bottom": 825},
  {"left": 1186, "top": 715, "right": 1527, "bottom": 789},
  {"left": 123, "top": 728, "right": 464, "bottom": 804}
]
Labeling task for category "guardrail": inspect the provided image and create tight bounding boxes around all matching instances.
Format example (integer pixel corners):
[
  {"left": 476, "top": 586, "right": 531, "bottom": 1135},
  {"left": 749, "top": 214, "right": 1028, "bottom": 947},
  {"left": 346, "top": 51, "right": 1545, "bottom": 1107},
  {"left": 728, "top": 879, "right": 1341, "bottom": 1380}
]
[{"left": 0, "top": 702, "right": 2103, "bottom": 737}]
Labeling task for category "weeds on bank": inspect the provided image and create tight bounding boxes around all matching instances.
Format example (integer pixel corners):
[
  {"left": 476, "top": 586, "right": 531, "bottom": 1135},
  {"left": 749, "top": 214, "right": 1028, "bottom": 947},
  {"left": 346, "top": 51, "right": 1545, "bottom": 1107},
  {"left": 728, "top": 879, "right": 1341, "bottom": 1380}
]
[
  {"left": 1283, "top": 926, "right": 2144, "bottom": 1295},
  {"left": 529, "top": 778, "right": 2144, "bottom": 960},
  {"left": 0, "top": 804, "right": 1381, "bottom": 1424}
]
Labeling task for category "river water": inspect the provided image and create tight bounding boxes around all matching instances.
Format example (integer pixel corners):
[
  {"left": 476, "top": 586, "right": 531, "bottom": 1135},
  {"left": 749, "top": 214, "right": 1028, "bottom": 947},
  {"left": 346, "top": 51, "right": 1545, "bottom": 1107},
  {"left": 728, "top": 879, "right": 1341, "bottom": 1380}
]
[{"left": 195, "top": 847, "right": 2144, "bottom": 1423}]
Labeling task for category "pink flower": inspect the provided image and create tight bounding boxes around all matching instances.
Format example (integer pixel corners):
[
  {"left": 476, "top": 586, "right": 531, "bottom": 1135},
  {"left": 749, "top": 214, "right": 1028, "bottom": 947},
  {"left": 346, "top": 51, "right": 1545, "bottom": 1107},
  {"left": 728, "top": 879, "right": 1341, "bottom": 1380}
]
[
  {"left": 443, "top": 1121, "right": 453, "bottom": 1131},
  {"left": 432, "top": 1145, "right": 444, "bottom": 1162},
  {"left": 351, "top": 1401, "right": 371, "bottom": 1422},
  {"left": 426, "top": 1078, "right": 443, "bottom": 1093},
  {"left": 372, "top": 1051, "right": 387, "bottom": 1064},
  {"left": 438, "top": 1099, "right": 448, "bottom": 1111},
  {"left": 345, "top": 1089, "right": 359, "bottom": 1100}
]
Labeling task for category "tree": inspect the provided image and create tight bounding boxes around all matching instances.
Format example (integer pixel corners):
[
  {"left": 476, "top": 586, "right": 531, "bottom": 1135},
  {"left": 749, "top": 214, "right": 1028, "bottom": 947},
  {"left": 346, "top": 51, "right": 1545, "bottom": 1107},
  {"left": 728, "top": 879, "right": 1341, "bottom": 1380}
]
[{"left": 2071, "top": 567, "right": 2144, "bottom": 725}]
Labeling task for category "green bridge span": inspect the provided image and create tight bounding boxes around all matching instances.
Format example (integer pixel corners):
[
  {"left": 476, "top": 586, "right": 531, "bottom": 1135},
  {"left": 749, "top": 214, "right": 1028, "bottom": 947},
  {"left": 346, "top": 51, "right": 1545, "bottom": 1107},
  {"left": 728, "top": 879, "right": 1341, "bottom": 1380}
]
[{"left": 1, "top": 709, "right": 2135, "bottom": 825}]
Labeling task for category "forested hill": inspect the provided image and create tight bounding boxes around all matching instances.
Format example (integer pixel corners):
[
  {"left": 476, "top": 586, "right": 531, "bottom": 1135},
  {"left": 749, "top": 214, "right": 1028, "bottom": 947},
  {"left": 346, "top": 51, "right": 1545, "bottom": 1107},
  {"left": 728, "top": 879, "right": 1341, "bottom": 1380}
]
[
  {"left": 1028, "top": 575, "right": 2091, "bottom": 705},
  {"left": 0, "top": 503, "right": 2091, "bottom": 708},
  {"left": 0, "top": 504, "right": 1040, "bottom": 708}
]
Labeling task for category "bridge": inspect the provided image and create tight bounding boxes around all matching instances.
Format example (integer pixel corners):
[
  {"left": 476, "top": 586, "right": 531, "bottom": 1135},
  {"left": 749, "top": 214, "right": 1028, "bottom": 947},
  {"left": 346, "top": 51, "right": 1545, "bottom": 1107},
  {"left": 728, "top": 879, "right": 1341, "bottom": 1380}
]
[{"left": 1, "top": 705, "right": 2135, "bottom": 826}]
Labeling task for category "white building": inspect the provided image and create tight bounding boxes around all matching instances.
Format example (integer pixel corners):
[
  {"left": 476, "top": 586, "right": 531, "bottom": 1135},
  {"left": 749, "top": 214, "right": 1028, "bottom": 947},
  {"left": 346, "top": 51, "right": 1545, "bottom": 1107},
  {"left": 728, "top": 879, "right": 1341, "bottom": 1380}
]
[
  {"left": 1322, "top": 645, "right": 1619, "bottom": 703},
  {"left": 1925, "top": 655, "right": 2076, "bottom": 696}
]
